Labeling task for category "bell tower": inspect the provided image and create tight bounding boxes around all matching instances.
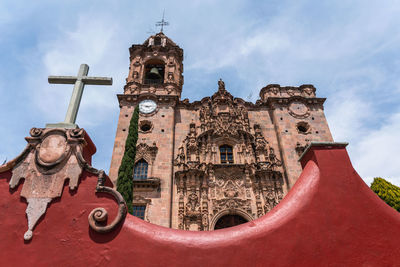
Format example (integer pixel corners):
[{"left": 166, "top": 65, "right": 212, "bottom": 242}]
[
  {"left": 124, "top": 32, "right": 184, "bottom": 97},
  {"left": 109, "top": 31, "right": 334, "bottom": 231},
  {"left": 109, "top": 32, "right": 184, "bottom": 228}
]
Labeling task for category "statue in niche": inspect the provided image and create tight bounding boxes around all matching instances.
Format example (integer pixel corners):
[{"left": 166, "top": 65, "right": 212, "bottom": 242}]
[
  {"left": 264, "top": 191, "right": 277, "bottom": 212},
  {"left": 167, "top": 72, "right": 174, "bottom": 81},
  {"left": 202, "top": 213, "right": 209, "bottom": 230},
  {"left": 176, "top": 146, "right": 185, "bottom": 164},
  {"left": 186, "top": 193, "right": 200, "bottom": 216}
]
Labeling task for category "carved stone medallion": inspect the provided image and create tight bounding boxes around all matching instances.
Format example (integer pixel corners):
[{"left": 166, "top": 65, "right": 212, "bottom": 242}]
[
  {"left": 288, "top": 101, "right": 310, "bottom": 119},
  {"left": 37, "top": 134, "right": 68, "bottom": 165}
]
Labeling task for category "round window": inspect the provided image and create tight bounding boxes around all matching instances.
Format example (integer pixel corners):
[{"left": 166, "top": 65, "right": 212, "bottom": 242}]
[
  {"left": 297, "top": 125, "right": 308, "bottom": 133},
  {"left": 140, "top": 123, "right": 151, "bottom": 132},
  {"left": 296, "top": 122, "right": 310, "bottom": 134},
  {"left": 139, "top": 120, "right": 153, "bottom": 133}
]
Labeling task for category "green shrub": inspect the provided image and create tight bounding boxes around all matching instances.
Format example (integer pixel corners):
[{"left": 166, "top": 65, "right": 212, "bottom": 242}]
[
  {"left": 116, "top": 105, "right": 139, "bottom": 214},
  {"left": 370, "top": 177, "right": 400, "bottom": 212}
]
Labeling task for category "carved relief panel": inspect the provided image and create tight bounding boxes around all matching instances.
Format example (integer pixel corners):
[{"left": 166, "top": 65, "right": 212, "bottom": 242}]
[{"left": 174, "top": 80, "right": 285, "bottom": 231}]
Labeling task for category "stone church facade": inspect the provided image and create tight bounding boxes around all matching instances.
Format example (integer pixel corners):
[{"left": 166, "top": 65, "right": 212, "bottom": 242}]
[{"left": 109, "top": 33, "right": 333, "bottom": 230}]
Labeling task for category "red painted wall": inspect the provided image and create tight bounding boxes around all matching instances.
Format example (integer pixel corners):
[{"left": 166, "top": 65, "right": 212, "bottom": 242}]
[{"left": 1, "top": 144, "right": 399, "bottom": 266}]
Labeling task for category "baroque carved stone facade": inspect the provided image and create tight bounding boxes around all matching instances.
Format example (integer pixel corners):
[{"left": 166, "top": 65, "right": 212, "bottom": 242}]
[{"left": 109, "top": 32, "right": 333, "bottom": 230}]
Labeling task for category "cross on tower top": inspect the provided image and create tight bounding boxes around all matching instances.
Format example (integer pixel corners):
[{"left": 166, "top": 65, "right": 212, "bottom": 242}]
[
  {"left": 46, "top": 64, "right": 112, "bottom": 129},
  {"left": 155, "top": 10, "right": 169, "bottom": 33}
]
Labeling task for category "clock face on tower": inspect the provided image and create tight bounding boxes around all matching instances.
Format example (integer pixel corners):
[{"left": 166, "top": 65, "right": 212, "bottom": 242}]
[{"left": 139, "top": 99, "right": 157, "bottom": 114}]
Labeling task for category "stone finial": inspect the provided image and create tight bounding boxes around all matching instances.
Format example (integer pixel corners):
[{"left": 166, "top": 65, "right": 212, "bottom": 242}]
[{"left": 218, "top": 78, "right": 225, "bottom": 91}]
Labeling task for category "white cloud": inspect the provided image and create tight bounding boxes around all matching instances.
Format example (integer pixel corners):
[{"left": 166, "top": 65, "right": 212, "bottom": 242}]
[
  {"left": 326, "top": 90, "right": 372, "bottom": 143},
  {"left": 351, "top": 111, "right": 400, "bottom": 185}
]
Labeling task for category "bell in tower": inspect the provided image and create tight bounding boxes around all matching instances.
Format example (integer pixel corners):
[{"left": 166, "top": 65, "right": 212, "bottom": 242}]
[
  {"left": 123, "top": 32, "right": 184, "bottom": 97},
  {"left": 144, "top": 63, "right": 164, "bottom": 85}
]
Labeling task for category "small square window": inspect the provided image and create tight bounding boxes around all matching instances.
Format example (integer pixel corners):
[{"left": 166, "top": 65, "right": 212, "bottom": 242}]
[
  {"left": 132, "top": 205, "right": 146, "bottom": 220},
  {"left": 220, "top": 145, "right": 234, "bottom": 164}
]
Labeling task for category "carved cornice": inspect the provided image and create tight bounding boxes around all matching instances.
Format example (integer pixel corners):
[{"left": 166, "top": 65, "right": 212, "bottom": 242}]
[
  {"left": 260, "top": 84, "right": 317, "bottom": 100},
  {"left": 132, "top": 177, "right": 161, "bottom": 191},
  {"left": 117, "top": 94, "right": 179, "bottom": 107},
  {"left": 266, "top": 96, "right": 326, "bottom": 107},
  {"left": 177, "top": 96, "right": 256, "bottom": 110},
  {"left": 123, "top": 82, "right": 182, "bottom": 96},
  {"left": 129, "top": 33, "right": 183, "bottom": 61},
  {"left": 133, "top": 195, "right": 151, "bottom": 204},
  {"left": 129, "top": 45, "right": 183, "bottom": 62}
]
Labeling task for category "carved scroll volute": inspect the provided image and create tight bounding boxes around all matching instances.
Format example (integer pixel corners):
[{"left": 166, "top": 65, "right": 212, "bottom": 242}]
[{"left": 88, "top": 171, "right": 127, "bottom": 233}]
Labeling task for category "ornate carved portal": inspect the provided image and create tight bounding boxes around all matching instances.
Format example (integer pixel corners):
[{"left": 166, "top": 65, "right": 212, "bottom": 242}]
[{"left": 175, "top": 81, "right": 284, "bottom": 231}]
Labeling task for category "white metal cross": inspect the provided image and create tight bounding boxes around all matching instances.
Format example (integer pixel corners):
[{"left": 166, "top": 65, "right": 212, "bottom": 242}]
[{"left": 45, "top": 64, "right": 112, "bottom": 129}]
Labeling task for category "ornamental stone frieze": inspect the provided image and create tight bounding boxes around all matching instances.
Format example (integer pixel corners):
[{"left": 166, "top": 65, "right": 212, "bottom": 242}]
[
  {"left": 198, "top": 79, "right": 251, "bottom": 137},
  {"left": 259, "top": 84, "right": 317, "bottom": 100},
  {"left": 175, "top": 163, "right": 284, "bottom": 231},
  {"left": 135, "top": 142, "right": 158, "bottom": 164},
  {"left": 173, "top": 80, "right": 286, "bottom": 230}
]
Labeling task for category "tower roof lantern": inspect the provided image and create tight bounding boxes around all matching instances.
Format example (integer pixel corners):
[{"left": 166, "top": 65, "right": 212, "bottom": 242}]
[{"left": 142, "top": 32, "right": 179, "bottom": 48}]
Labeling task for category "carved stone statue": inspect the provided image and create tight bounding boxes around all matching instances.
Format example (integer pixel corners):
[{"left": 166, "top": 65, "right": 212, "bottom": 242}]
[{"left": 218, "top": 78, "right": 225, "bottom": 91}]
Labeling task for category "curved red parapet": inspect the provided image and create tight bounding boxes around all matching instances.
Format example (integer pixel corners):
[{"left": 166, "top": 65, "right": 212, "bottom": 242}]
[{"left": 0, "top": 142, "right": 399, "bottom": 266}]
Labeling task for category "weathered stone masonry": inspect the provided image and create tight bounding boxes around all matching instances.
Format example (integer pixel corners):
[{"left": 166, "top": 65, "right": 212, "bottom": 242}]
[{"left": 109, "top": 32, "right": 333, "bottom": 230}]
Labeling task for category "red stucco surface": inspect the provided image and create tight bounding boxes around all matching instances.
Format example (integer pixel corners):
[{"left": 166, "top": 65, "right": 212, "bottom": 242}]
[{"left": 1, "top": 144, "right": 399, "bottom": 266}]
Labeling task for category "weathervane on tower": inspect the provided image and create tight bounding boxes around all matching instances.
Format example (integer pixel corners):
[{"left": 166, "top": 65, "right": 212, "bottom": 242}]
[{"left": 155, "top": 10, "right": 169, "bottom": 32}]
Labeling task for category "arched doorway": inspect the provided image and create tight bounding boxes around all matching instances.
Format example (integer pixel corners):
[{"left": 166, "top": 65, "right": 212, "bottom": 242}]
[
  {"left": 210, "top": 209, "right": 253, "bottom": 230},
  {"left": 214, "top": 214, "right": 248, "bottom": 230}
]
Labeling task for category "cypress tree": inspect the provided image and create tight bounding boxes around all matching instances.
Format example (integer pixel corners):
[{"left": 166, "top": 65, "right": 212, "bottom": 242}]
[
  {"left": 116, "top": 105, "right": 139, "bottom": 214},
  {"left": 371, "top": 177, "right": 400, "bottom": 212}
]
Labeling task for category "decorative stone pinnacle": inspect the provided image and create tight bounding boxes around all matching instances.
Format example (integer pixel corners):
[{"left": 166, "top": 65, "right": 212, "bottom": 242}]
[{"left": 218, "top": 78, "right": 225, "bottom": 91}]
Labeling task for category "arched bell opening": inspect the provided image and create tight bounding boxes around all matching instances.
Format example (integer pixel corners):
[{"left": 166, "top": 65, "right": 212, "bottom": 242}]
[
  {"left": 144, "top": 59, "right": 165, "bottom": 85},
  {"left": 210, "top": 209, "right": 253, "bottom": 230}
]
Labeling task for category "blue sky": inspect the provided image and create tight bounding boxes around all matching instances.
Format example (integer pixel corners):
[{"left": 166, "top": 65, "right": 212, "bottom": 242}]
[{"left": 1, "top": 0, "right": 399, "bottom": 185}]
